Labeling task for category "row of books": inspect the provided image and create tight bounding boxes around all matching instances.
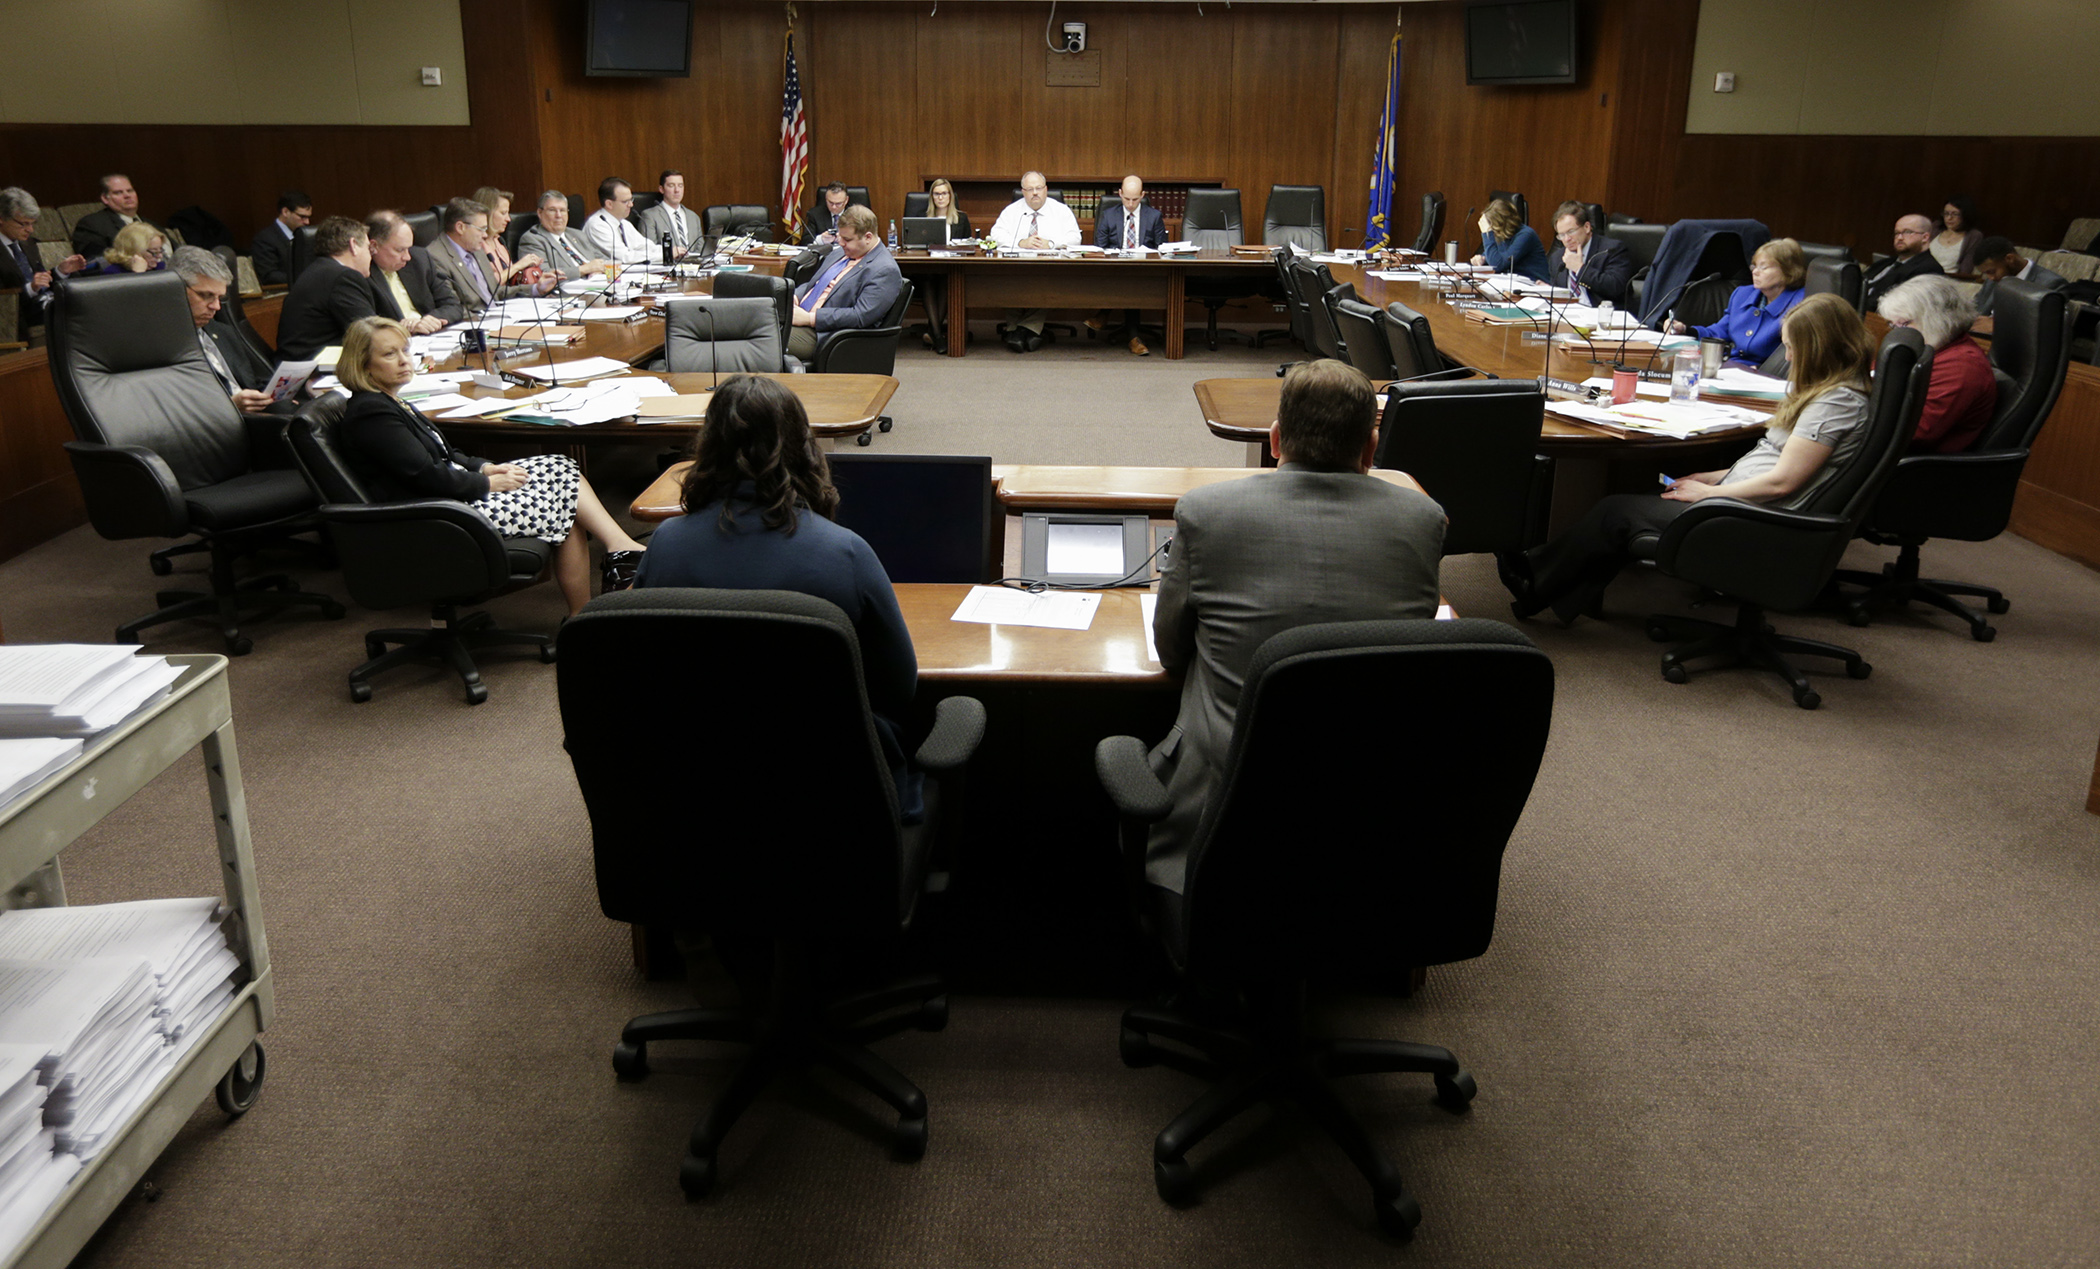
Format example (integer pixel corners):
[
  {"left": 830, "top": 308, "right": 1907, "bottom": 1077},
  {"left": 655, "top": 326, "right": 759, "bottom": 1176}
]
[{"left": 1059, "top": 188, "right": 1197, "bottom": 220}]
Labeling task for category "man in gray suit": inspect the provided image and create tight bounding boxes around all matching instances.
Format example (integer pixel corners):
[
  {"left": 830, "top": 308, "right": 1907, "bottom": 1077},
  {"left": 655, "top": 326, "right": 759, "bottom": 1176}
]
[
  {"left": 788, "top": 205, "right": 903, "bottom": 362},
  {"left": 517, "top": 190, "right": 610, "bottom": 282},
  {"left": 638, "top": 170, "right": 704, "bottom": 261},
  {"left": 427, "top": 197, "right": 548, "bottom": 319},
  {"left": 1146, "top": 359, "right": 1446, "bottom": 894}
]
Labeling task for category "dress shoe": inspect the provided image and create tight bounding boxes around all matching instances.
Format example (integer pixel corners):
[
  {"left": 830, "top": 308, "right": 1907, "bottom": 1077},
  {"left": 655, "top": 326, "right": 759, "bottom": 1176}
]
[
  {"left": 1084, "top": 314, "right": 1108, "bottom": 333},
  {"left": 1004, "top": 330, "right": 1027, "bottom": 352},
  {"left": 600, "top": 549, "right": 643, "bottom": 594},
  {"left": 1128, "top": 336, "right": 1148, "bottom": 357},
  {"left": 1497, "top": 551, "right": 1547, "bottom": 619},
  {"left": 1023, "top": 331, "right": 1044, "bottom": 352}
]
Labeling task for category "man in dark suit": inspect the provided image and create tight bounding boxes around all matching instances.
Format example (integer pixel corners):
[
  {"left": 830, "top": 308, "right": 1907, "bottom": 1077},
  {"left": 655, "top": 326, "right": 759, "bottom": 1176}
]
[
  {"left": 1862, "top": 214, "right": 1942, "bottom": 313},
  {"left": 172, "top": 246, "right": 278, "bottom": 413},
  {"left": 275, "top": 215, "right": 377, "bottom": 360},
  {"left": 787, "top": 205, "right": 902, "bottom": 362},
  {"left": 365, "top": 210, "right": 463, "bottom": 333},
  {"left": 1144, "top": 358, "right": 1446, "bottom": 894},
  {"left": 801, "top": 183, "right": 850, "bottom": 247},
  {"left": 1546, "top": 199, "right": 1633, "bottom": 307},
  {"left": 70, "top": 174, "right": 143, "bottom": 259},
  {"left": 1089, "top": 174, "right": 1170, "bottom": 355},
  {"left": 0, "top": 187, "right": 85, "bottom": 330},
  {"left": 248, "top": 191, "right": 312, "bottom": 287},
  {"left": 1970, "top": 235, "right": 2069, "bottom": 327}
]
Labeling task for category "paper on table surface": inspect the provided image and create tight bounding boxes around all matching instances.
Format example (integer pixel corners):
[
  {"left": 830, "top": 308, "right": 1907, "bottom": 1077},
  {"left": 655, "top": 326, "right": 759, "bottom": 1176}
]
[
  {"left": 0, "top": 646, "right": 142, "bottom": 711},
  {"left": 512, "top": 357, "right": 631, "bottom": 382},
  {"left": 950, "top": 586, "right": 1100, "bottom": 631}
]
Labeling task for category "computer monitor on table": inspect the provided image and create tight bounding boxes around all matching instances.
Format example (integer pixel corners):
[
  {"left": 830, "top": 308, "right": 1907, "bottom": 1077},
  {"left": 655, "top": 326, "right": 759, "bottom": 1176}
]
[
  {"left": 900, "top": 218, "right": 948, "bottom": 248},
  {"left": 827, "top": 454, "right": 996, "bottom": 583}
]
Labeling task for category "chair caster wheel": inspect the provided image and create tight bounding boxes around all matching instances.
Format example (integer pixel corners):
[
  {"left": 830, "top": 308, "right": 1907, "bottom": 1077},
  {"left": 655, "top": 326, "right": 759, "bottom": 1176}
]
[
  {"left": 1973, "top": 625, "right": 1996, "bottom": 643},
  {"left": 1119, "top": 1025, "right": 1157, "bottom": 1068},
  {"left": 1155, "top": 1157, "right": 1197, "bottom": 1206},
  {"left": 1986, "top": 596, "right": 2010, "bottom": 614},
  {"left": 878, "top": 418, "right": 893, "bottom": 432},
  {"left": 1846, "top": 606, "right": 1870, "bottom": 628},
  {"left": 149, "top": 555, "right": 173, "bottom": 577},
  {"left": 679, "top": 1151, "right": 716, "bottom": 1198},
  {"left": 320, "top": 600, "right": 346, "bottom": 619},
  {"left": 1645, "top": 623, "right": 1670, "bottom": 642},
  {"left": 349, "top": 682, "right": 373, "bottom": 703},
  {"left": 1846, "top": 660, "right": 1872, "bottom": 679},
  {"left": 214, "top": 1042, "right": 265, "bottom": 1116},
  {"left": 1433, "top": 1068, "right": 1477, "bottom": 1112},
  {"left": 1374, "top": 1187, "right": 1422, "bottom": 1240},
  {"left": 891, "top": 1115, "right": 928, "bottom": 1162},
  {"left": 612, "top": 1041, "right": 649, "bottom": 1081},
  {"left": 1661, "top": 663, "right": 1687, "bottom": 685},
  {"left": 540, "top": 642, "right": 558, "bottom": 663},
  {"left": 916, "top": 995, "right": 949, "bottom": 1032},
  {"left": 464, "top": 683, "right": 489, "bottom": 705},
  {"left": 855, "top": 431, "right": 873, "bottom": 446},
  {"left": 226, "top": 635, "right": 254, "bottom": 657},
  {"left": 365, "top": 638, "right": 387, "bottom": 659},
  {"left": 1793, "top": 687, "right": 1821, "bottom": 710}
]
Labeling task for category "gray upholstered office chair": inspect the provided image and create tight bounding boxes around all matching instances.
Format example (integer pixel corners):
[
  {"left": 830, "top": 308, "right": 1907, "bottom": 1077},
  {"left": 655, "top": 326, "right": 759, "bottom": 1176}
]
[
  {"left": 1834, "top": 281, "right": 2072, "bottom": 640},
  {"left": 1097, "top": 618, "right": 1554, "bottom": 1238},
  {"left": 1411, "top": 191, "right": 1446, "bottom": 254},
  {"left": 660, "top": 296, "right": 786, "bottom": 375},
  {"left": 50, "top": 272, "right": 343, "bottom": 654},
  {"left": 1185, "top": 188, "right": 1254, "bottom": 351},
  {"left": 709, "top": 271, "right": 795, "bottom": 354},
  {"left": 1646, "top": 328, "right": 1931, "bottom": 708},
  {"left": 1262, "top": 185, "right": 1326, "bottom": 253},
  {"left": 558, "top": 587, "right": 985, "bottom": 1197},
  {"left": 1374, "top": 380, "right": 1551, "bottom": 556},
  {"left": 286, "top": 396, "right": 553, "bottom": 704}
]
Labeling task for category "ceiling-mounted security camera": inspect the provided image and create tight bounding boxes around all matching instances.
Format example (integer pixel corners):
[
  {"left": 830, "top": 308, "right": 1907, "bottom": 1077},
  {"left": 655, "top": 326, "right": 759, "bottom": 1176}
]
[{"left": 1063, "top": 21, "right": 1086, "bottom": 53}]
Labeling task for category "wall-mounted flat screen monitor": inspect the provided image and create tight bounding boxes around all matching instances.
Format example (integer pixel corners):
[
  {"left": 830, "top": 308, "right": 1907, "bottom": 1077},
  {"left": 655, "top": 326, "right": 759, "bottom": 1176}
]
[
  {"left": 1464, "top": 0, "right": 1579, "bottom": 86},
  {"left": 586, "top": 0, "right": 693, "bottom": 78}
]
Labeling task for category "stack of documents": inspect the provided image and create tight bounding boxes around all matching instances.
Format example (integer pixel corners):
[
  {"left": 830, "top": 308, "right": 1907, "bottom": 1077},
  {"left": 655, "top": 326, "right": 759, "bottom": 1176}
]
[
  {"left": 0, "top": 899, "right": 239, "bottom": 1047},
  {"left": 0, "top": 1043, "right": 78, "bottom": 1261},
  {"left": 1546, "top": 398, "right": 1767, "bottom": 439},
  {"left": 435, "top": 375, "right": 674, "bottom": 425},
  {"left": 0, "top": 647, "right": 182, "bottom": 740},
  {"left": 0, "top": 739, "right": 81, "bottom": 813}
]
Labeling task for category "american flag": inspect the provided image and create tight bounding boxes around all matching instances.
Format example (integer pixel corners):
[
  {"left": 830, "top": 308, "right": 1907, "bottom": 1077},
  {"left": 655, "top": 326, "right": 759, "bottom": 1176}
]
[{"left": 780, "top": 21, "right": 808, "bottom": 240}]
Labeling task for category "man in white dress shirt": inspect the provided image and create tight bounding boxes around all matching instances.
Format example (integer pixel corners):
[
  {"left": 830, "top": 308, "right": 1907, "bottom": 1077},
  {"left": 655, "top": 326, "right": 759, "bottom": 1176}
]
[
  {"left": 987, "top": 171, "right": 1081, "bottom": 352},
  {"left": 582, "top": 177, "right": 652, "bottom": 267},
  {"left": 637, "top": 170, "right": 704, "bottom": 261}
]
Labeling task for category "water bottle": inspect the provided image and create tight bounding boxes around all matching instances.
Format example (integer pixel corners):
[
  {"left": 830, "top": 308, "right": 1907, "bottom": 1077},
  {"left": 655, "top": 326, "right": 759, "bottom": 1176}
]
[
  {"left": 1669, "top": 347, "right": 1701, "bottom": 403},
  {"left": 1596, "top": 299, "right": 1614, "bottom": 330},
  {"left": 661, "top": 233, "right": 673, "bottom": 266},
  {"left": 888, "top": 219, "right": 899, "bottom": 250}
]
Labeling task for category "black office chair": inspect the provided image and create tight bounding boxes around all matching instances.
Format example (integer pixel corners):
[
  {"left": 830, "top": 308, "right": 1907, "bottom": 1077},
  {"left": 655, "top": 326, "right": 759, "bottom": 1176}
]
[
  {"left": 704, "top": 204, "right": 774, "bottom": 241},
  {"left": 287, "top": 224, "right": 317, "bottom": 283},
  {"left": 1185, "top": 188, "right": 1255, "bottom": 351},
  {"left": 1378, "top": 300, "right": 1471, "bottom": 381},
  {"left": 1257, "top": 247, "right": 1308, "bottom": 356},
  {"left": 661, "top": 297, "right": 786, "bottom": 374},
  {"left": 1673, "top": 233, "right": 1751, "bottom": 328},
  {"left": 1288, "top": 262, "right": 1345, "bottom": 363},
  {"left": 1488, "top": 189, "right": 1529, "bottom": 233},
  {"left": 502, "top": 210, "right": 532, "bottom": 260},
  {"left": 1262, "top": 185, "right": 1326, "bottom": 253},
  {"left": 558, "top": 587, "right": 985, "bottom": 1197},
  {"left": 1605, "top": 212, "right": 1642, "bottom": 226},
  {"left": 565, "top": 193, "right": 590, "bottom": 229},
  {"left": 49, "top": 272, "right": 343, "bottom": 654},
  {"left": 210, "top": 245, "right": 274, "bottom": 361},
  {"left": 1375, "top": 380, "right": 1551, "bottom": 556},
  {"left": 1331, "top": 296, "right": 1397, "bottom": 379},
  {"left": 1645, "top": 328, "right": 1931, "bottom": 708},
  {"left": 1096, "top": 618, "right": 1553, "bottom": 1238},
  {"left": 1411, "top": 191, "right": 1446, "bottom": 255},
  {"left": 1834, "top": 281, "right": 2072, "bottom": 640},
  {"left": 1805, "top": 256, "right": 1863, "bottom": 313},
  {"left": 902, "top": 191, "right": 930, "bottom": 219},
  {"left": 812, "top": 283, "right": 914, "bottom": 446},
  {"left": 1614, "top": 223, "right": 1669, "bottom": 312},
  {"left": 403, "top": 210, "right": 441, "bottom": 249},
  {"left": 631, "top": 190, "right": 661, "bottom": 217},
  {"left": 285, "top": 396, "right": 553, "bottom": 704},
  {"left": 1796, "top": 241, "right": 1852, "bottom": 265}
]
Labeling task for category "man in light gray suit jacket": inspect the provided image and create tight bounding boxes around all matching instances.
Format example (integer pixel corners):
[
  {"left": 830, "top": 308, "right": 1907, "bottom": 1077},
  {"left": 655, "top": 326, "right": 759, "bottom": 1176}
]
[
  {"left": 1146, "top": 359, "right": 1446, "bottom": 894},
  {"left": 428, "top": 197, "right": 546, "bottom": 319},
  {"left": 637, "top": 170, "right": 705, "bottom": 260},
  {"left": 517, "top": 190, "right": 610, "bottom": 282}
]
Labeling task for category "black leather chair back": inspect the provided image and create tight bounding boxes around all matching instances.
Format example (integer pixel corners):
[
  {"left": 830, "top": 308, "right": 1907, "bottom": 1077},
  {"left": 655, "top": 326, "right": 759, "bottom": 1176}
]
[
  {"left": 1379, "top": 300, "right": 1445, "bottom": 380},
  {"left": 1290, "top": 262, "right": 1343, "bottom": 359},
  {"left": 1413, "top": 191, "right": 1445, "bottom": 254},
  {"left": 1808, "top": 329, "right": 1927, "bottom": 523},
  {"left": 1184, "top": 189, "right": 1245, "bottom": 251},
  {"left": 557, "top": 588, "right": 909, "bottom": 936},
  {"left": 816, "top": 283, "right": 914, "bottom": 376},
  {"left": 663, "top": 296, "right": 783, "bottom": 373},
  {"left": 289, "top": 224, "right": 317, "bottom": 282},
  {"left": 1978, "top": 279, "right": 2072, "bottom": 451},
  {"left": 1614, "top": 223, "right": 1668, "bottom": 273},
  {"left": 902, "top": 191, "right": 930, "bottom": 219},
  {"left": 1375, "top": 379, "right": 1547, "bottom": 554},
  {"left": 704, "top": 204, "right": 774, "bottom": 241},
  {"left": 1805, "top": 257, "right": 1863, "bottom": 312},
  {"left": 1178, "top": 619, "right": 1552, "bottom": 979},
  {"left": 285, "top": 394, "right": 372, "bottom": 505},
  {"left": 46, "top": 272, "right": 248, "bottom": 492},
  {"left": 403, "top": 211, "right": 441, "bottom": 248},
  {"left": 631, "top": 191, "right": 661, "bottom": 216},
  {"left": 1489, "top": 190, "right": 1529, "bottom": 231},
  {"left": 1331, "top": 296, "right": 1397, "bottom": 379},
  {"left": 502, "top": 210, "right": 532, "bottom": 258},
  {"left": 209, "top": 245, "right": 270, "bottom": 358},
  {"left": 1263, "top": 185, "right": 1326, "bottom": 253},
  {"left": 565, "top": 193, "right": 590, "bottom": 228},
  {"left": 710, "top": 271, "right": 794, "bottom": 346},
  {"left": 1272, "top": 250, "right": 1310, "bottom": 347}
]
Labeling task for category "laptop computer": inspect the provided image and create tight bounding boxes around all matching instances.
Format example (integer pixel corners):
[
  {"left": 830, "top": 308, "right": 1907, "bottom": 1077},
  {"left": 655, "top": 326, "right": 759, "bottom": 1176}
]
[{"left": 900, "top": 217, "right": 949, "bottom": 248}]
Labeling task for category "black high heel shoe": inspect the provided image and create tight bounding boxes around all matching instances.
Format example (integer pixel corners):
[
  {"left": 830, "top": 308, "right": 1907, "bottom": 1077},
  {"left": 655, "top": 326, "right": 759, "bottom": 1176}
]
[{"left": 600, "top": 549, "right": 643, "bottom": 594}]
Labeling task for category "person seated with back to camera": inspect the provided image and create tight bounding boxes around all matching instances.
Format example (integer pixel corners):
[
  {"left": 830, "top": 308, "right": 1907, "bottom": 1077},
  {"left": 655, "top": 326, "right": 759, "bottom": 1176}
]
[
  {"left": 635, "top": 374, "right": 924, "bottom": 821},
  {"left": 1470, "top": 197, "right": 1549, "bottom": 282},
  {"left": 1501, "top": 292, "right": 1877, "bottom": 625},
  {"left": 335, "top": 316, "right": 648, "bottom": 613},
  {"left": 1668, "top": 237, "right": 1807, "bottom": 370},
  {"left": 1877, "top": 274, "right": 1998, "bottom": 454}
]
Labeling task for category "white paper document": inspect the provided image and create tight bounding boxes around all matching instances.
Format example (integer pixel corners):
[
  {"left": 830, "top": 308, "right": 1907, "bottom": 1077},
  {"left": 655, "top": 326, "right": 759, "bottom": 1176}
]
[
  {"left": 950, "top": 587, "right": 1101, "bottom": 631},
  {"left": 512, "top": 357, "right": 630, "bottom": 383},
  {"left": 1547, "top": 399, "right": 1766, "bottom": 438},
  {"left": 0, "top": 738, "right": 82, "bottom": 811}
]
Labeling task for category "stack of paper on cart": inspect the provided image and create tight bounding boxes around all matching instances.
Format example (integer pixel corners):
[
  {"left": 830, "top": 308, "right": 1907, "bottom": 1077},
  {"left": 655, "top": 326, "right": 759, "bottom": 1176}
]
[
  {"left": 0, "top": 645, "right": 183, "bottom": 739},
  {"left": 0, "top": 1043, "right": 78, "bottom": 1260},
  {"left": 0, "top": 738, "right": 82, "bottom": 814}
]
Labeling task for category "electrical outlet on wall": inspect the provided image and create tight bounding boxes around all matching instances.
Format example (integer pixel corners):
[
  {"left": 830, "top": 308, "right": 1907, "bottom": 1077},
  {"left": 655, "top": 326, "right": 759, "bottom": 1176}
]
[
  {"left": 1714, "top": 71, "right": 1736, "bottom": 93},
  {"left": 421, "top": 66, "right": 443, "bottom": 86}
]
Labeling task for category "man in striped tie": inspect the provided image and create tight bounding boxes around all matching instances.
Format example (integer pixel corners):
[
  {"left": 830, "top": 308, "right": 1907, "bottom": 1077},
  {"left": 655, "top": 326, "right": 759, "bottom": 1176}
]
[
  {"left": 788, "top": 205, "right": 903, "bottom": 362},
  {"left": 988, "top": 171, "right": 1081, "bottom": 352}
]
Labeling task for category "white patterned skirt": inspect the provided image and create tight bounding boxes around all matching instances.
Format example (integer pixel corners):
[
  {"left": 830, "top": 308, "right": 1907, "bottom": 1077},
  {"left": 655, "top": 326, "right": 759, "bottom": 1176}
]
[{"left": 474, "top": 453, "right": 582, "bottom": 543}]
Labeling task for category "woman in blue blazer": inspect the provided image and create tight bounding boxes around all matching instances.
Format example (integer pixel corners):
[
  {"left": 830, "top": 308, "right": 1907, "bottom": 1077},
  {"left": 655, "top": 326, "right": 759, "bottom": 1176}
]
[
  {"left": 1671, "top": 238, "right": 1807, "bottom": 370},
  {"left": 1470, "top": 199, "right": 1549, "bottom": 282}
]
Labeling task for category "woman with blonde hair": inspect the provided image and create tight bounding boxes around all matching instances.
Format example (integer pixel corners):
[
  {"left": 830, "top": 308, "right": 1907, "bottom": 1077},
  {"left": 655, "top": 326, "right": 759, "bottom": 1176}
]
[
  {"left": 334, "top": 316, "right": 647, "bottom": 613},
  {"left": 472, "top": 185, "right": 536, "bottom": 283},
  {"left": 1503, "top": 292, "right": 1877, "bottom": 622},
  {"left": 1469, "top": 197, "right": 1547, "bottom": 281},
  {"left": 917, "top": 180, "right": 972, "bottom": 345},
  {"left": 76, "top": 221, "right": 166, "bottom": 275},
  {"left": 1669, "top": 237, "right": 1807, "bottom": 369}
]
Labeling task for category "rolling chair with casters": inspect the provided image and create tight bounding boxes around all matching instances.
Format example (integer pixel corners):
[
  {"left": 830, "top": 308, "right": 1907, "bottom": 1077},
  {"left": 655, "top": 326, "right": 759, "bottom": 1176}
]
[
  {"left": 1283, "top": 262, "right": 1345, "bottom": 368},
  {"left": 1330, "top": 296, "right": 1398, "bottom": 379},
  {"left": 286, "top": 396, "right": 554, "bottom": 704},
  {"left": 1262, "top": 185, "right": 1326, "bottom": 253},
  {"left": 703, "top": 204, "right": 774, "bottom": 241},
  {"left": 1379, "top": 300, "right": 1474, "bottom": 381},
  {"left": 1375, "top": 380, "right": 1551, "bottom": 556},
  {"left": 809, "top": 283, "right": 914, "bottom": 446},
  {"left": 1411, "top": 191, "right": 1445, "bottom": 255},
  {"left": 557, "top": 587, "right": 985, "bottom": 1197},
  {"left": 49, "top": 272, "right": 343, "bottom": 655},
  {"left": 659, "top": 296, "right": 789, "bottom": 374},
  {"left": 1183, "top": 188, "right": 1254, "bottom": 350},
  {"left": 1256, "top": 247, "right": 1307, "bottom": 354},
  {"left": 1833, "top": 281, "right": 2072, "bottom": 640},
  {"left": 1096, "top": 618, "right": 1553, "bottom": 1238},
  {"left": 1645, "top": 328, "right": 1931, "bottom": 708}
]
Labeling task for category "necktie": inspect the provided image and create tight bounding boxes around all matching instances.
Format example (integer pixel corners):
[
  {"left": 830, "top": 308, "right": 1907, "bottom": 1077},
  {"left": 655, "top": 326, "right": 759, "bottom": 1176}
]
[
  {"left": 1029, "top": 211, "right": 1039, "bottom": 241},
  {"left": 800, "top": 255, "right": 859, "bottom": 311},
  {"left": 559, "top": 234, "right": 586, "bottom": 266},
  {"left": 11, "top": 241, "right": 37, "bottom": 292},
  {"left": 1125, "top": 210, "right": 1135, "bottom": 249},
  {"left": 671, "top": 210, "right": 685, "bottom": 248},
  {"left": 197, "top": 328, "right": 238, "bottom": 394},
  {"left": 461, "top": 244, "right": 491, "bottom": 303}
]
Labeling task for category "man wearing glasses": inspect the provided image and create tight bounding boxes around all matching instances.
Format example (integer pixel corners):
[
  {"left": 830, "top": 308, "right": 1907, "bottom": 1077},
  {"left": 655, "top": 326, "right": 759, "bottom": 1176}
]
[
  {"left": 249, "top": 191, "right": 313, "bottom": 286},
  {"left": 1862, "top": 214, "right": 1940, "bottom": 313},
  {"left": 1545, "top": 200, "right": 1632, "bottom": 308},
  {"left": 0, "top": 187, "right": 86, "bottom": 327},
  {"left": 174, "top": 246, "right": 277, "bottom": 415}
]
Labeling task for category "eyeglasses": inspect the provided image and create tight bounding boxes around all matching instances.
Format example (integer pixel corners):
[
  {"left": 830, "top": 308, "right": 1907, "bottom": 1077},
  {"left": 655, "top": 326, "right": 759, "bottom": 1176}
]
[{"left": 6, "top": 216, "right": 34, "bottom": 229}]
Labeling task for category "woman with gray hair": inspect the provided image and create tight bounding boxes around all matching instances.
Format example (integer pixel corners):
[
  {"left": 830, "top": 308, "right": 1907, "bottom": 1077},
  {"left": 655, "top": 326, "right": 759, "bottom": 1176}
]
[{"left": 1879, "top": 273, "right": 1997, "bottom": 453}]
